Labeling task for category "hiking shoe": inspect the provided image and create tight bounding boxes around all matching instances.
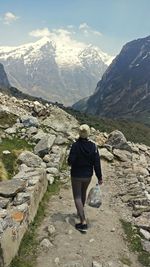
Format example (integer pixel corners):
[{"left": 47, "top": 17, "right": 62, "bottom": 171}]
[{"left": 75, "top": 223, "right": 88, "bottom": 232}]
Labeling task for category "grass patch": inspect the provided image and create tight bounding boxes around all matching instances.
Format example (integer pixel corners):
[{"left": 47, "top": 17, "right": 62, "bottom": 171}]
[
  {"left": 0, "top": 111, "right": 17, "bottom": 128},
  {"left": 0, "top": 138, "right": 33, "bottom": 180},
  {"left": 60, "top": 153, "right": 68, "bottom": 172},
  {"left": 10, "top": 181, "right": 60, "bottom": 267},
  {"left": 121, "top": 220, "right": 150, "bottom": 266},
  {"left": 119, "top": 256, "right": 132, "bottom": 266},
  {"left": 0, "top": 161, "right": 8, "bottom": 180}
]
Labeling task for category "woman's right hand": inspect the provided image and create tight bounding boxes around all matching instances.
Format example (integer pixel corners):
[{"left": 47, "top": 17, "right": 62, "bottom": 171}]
[{"left": 98, "top": 179, "right": 103, "bottom": 185}]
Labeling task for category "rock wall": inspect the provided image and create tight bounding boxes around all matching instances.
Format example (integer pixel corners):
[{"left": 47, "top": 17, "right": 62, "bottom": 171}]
[
  {"left": 98, "top": 130, "right": 150, "bottom": 254},
  {"left": 0, "top": 168, "right": 47, "bottom": 267},
  {"left": 0, "top": 92, "right": 79, "bottom": 266}
]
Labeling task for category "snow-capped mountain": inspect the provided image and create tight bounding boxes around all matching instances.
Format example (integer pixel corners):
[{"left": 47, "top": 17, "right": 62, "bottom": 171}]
[{"left": 0, "top": 37, "right": 113, "bottom": 105}]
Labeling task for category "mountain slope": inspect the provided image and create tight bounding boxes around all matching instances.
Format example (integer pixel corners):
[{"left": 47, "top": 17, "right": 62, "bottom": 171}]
[
  {"left": 0, "top": 37, "right": 113, "bottom": 105},
  {"left": 75, "top": 35, "right": 150, "bottom": 124},
  {"left": 0, "top": 63, "right": 10, "bottom": 89},
  {"left": 0, "top": 63, "right": 53, "bottom": 104}
]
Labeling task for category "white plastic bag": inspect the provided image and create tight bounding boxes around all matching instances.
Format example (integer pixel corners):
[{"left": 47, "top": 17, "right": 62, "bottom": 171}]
[{"left": 87, "top": 184, "right": 102, "bottom": 208}]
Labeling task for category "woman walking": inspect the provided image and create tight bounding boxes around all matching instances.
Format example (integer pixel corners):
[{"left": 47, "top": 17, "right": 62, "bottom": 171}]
[{"left": 68, "top": 124, "right": 103, "bottom": 232}]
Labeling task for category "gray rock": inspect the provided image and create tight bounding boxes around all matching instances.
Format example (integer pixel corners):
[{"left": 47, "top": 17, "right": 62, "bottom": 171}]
[
  {"left": 139, "top": 154, "right": 148, "bottom": 168},
  {"left": 104, "top": 261, "right": 122, "bottom": 267},
  {"left": 140, "top": 228, "right": 150, "bottom": 240},
  {"left": 131, "top": 145, "right": 139, "bottom": 153},
  {"left": 51, "top": 145, "right": 61, "bottom": 154},
  {"left": 46, "top": 167, "right": 59, "bottom": 175},
  {"left": 43, "top": 154, "right": 51, "bottom": 163},
  {"left": 47, "top": 174, "right": 55, "bottom": 185},
  {"left": 13, "top": 192, "right": 30, "bottom": 206},
  {"left": 28, "top": 176, "right": 40, "bottom": 186},
  {"left": 26, "top": 126, "right": 38, "bottom": 136},
  {"left": 106, "top": 130, "right": 132, "bottom": 151},
  {"left": 92, "top": 261, "right": 102, "bottom": 267},
  {"left": 42, "top": 107, "right": 79, "bottom": 133},
  {"left": 16, "top": 203, "right": 28, "bottom": 213},
  {"left": 20, "top": 115, "right": 39, "bottom": 127},
  {"left": 32, "top": 129, "right": 47, "bottom": 142},
  {"left": 40, "top": 238, "right": 53, "bottom": 250},
  {"left": 0, "top": 218, "right": 9, "bottom": 234},
  {"left": 141, "top": 239, "right": 150, "bottom": 253},
  {"left": 138, "top": 144, "right": 148, "bottom": 152},
  {"left": 99, "top": 148, "right": 114, "bottom": 162},
  {"left": 47, "top": 224, "right": 56, "bottom": 235},
  {"left": 41, "top": 162, "right": 47, "bottom": 168},
  {"left": 33, "top": 101, "right": 43, "bottom": 113},
  {"left": 63, "top": 262, "right": 83, "bottom": 267},
  {"left": 4, "top": 127, "right": 16, "bottom": 134},
  {"left": 0, "top": 179, "right": 26, "bottom": 197},
  {"left": 2, "top": 150, "right": 11, "bottom": 155},
  {"left": 113, "top": 149, "right": 132, "bottom": 162},
  {"left": 132, "top": 164, "right": 149, "bottom": 177},
  {"left": 34, "top": 134, "right": 56, "bottom": 157},
  {"left": 146, "top": 177, "right": 150, "bottom": 184},
  {"left": 134, "top": 213, "right": 150, "bottom": 230},
  {"left": 0, "top": 197, "right": 10, "bottom": 208},
  {"left": 18, "top": 151, "right": 43, "bottom": 167},
  {"left": 13, "top": 168, "right": 40, "bottom": 180},
  {"left": 54, "top": 135, "right": 68, "bottom": 145},
  {"left": 0, "top": 209, "right": 8, "bottom": 218}
]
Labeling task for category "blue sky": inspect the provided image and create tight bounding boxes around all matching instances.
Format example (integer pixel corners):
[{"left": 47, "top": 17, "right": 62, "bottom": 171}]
[{"left": 0, "top": 0, "right": 150, "bottom": 55}]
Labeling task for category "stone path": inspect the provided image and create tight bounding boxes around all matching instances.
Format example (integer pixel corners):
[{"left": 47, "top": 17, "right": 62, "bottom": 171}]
[{"left": 35, "top": 160, "right": 142, "bottom": 267}]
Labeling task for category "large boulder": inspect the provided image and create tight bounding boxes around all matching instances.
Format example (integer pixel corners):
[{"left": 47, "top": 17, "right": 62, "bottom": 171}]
[
  {"left": 17, "top": 151, "right": 43, "bottom": 167},
  {"left": 41, "top": 106, "right": 79, "bottom": 133},
  {"left": 32, "top": 129, "right": 47, "bottom": 143},
  {"left": 99, "top": 148, "right": 114, "bottom": 162},
  {"left": 134, "top": 212, "right": 150, "bottom": 230},
  {"left": 106, "top": 130, "right": 132, "bottom": 151},
  {"left": 113, "top": 149, "right": 132, "bottom": 162},
  {"left": 34, "top": 134, "right": 56, "bottom": 158},
  {"left": 0, "top": 179, "right": 26, "bottom": 198},
  {"left": 20, "top": 115, "right": 39, "bottom": 127}
]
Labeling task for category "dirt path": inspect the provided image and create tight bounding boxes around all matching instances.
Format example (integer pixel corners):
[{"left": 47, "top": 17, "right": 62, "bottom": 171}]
[{"left": 35, "top": 160, "right": 142, "bottom": 267}]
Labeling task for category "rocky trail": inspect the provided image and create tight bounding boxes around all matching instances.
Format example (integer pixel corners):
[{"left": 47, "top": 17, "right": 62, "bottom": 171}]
[
  {"left": 0, "top": 93, "right": 149, "bottom": 267},
  {"left": 35, "top": 160, "right": 142, "bottom": 267}
]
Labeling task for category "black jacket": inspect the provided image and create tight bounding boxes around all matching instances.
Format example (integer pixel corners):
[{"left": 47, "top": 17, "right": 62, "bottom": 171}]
[{"left": 68, "top": 138, "right": 102, "bottom": 180}]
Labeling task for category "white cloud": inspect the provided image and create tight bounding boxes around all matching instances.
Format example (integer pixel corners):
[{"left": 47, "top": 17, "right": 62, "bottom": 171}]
[
  {"left": 53, "top": 28, "right": 72, "bottom": 36},
  {"left": 29, "top": 27, "right": 51, "bottom": 38},
  {"left": 79, "top": 23, "right": 90, "bottom": 30},
  {"left": 92, "top": 30, "right": 102, "bottom": 36},
  {"left": 3, "top": 12, "right": 19, "bottom": 25},
  {"left": 67, "top": 25, "right": 74, "bottom": 29},
  {"left": 29, "top": 28, "right": 74, "bottom": 41},
  {"left": 79, "top": 22, "right": 102, "bottom": 37}
]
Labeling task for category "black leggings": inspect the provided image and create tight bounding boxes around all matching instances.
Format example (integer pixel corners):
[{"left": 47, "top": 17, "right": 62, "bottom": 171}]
[{"left": 71, "top": 177, "right": 91, "bottom": 223}]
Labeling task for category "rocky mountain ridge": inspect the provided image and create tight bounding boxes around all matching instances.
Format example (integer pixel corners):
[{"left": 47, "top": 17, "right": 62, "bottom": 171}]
[
  {"left": 0, "top": 63, "right": 10, "bottom": 89},
  {"left": 0, "top": 92, "right": 149, "bottom": 266},
  {"left": 0, "top": 37, "right": 113, "bottom": 105},
  {"left": 73, "top": 35, "right": 150, "bottom": 124}
]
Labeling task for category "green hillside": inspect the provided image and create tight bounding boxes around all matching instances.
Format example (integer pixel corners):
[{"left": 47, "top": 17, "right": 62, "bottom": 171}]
[{"left": 65, "top": 108, "right": 150, "bottom": 147}]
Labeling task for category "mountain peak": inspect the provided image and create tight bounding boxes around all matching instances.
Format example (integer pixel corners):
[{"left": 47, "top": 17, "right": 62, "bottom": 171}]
[
  {"left": 75, "top": 35, "right": 150, "bottom": 124},
  {"left": 0, "top": 37, "right": 113, "bottom": 105}
]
